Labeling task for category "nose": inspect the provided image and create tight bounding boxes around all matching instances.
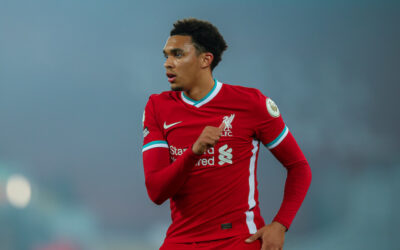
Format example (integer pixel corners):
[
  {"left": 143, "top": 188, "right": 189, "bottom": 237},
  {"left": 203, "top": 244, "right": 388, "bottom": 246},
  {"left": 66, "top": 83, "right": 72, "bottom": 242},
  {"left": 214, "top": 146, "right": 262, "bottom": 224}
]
[{"left": 164, "top": 56, "right": 174, "bottom": 69}]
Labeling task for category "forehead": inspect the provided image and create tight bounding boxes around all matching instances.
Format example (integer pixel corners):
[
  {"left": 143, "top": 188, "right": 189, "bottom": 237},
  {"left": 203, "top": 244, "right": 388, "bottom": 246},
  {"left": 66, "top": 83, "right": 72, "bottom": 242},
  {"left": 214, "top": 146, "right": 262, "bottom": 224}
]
[{"left": 163, "top": 35, "right": 195, "bottom": 52}]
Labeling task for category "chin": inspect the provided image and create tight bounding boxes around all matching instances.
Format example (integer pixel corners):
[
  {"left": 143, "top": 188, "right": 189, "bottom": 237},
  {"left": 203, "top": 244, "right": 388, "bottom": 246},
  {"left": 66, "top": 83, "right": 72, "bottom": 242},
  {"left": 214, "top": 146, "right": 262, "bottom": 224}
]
[
  {"left": 171, "top": 86, "right": 184, "bottom": 91},
  {"left": 170, "top": 83, "right": 184, "bottom": 91}
]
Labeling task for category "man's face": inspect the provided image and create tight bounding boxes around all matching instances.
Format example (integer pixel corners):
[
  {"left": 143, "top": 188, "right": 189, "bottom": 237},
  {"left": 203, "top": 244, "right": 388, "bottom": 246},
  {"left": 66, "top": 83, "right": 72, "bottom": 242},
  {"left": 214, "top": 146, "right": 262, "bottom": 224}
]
[{"left": 163, "top": 35, "right": 202, "bottom": 91}]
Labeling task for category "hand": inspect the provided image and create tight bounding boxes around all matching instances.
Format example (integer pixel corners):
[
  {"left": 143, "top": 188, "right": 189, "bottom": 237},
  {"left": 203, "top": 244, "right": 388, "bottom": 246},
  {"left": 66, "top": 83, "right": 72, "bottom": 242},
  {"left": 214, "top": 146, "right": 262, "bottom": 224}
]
[
  {"left": 244, "top": 221, "right": 286, "bottom": 250},
  {"left": 192, "top": 122, "right": 225, "bottom": 155}
]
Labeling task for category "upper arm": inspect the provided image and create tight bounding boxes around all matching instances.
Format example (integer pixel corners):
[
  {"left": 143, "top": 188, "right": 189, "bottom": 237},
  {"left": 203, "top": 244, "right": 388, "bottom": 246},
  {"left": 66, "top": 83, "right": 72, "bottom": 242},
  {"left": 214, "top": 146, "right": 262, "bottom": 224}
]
[
  {"left": 142, "top": 95, "right": 169, "bottom": 152},
  {"left": 253, "top": 90, "right": 288, "bottom": 150},
  {"left": 252, "top": 89, "right": 308, "bottom": 166}
]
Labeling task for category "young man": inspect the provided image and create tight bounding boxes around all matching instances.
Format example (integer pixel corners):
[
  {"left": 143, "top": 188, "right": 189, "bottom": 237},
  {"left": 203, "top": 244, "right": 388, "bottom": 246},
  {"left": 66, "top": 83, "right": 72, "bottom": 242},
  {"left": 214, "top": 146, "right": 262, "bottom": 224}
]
[{"left": 141, "top": 18, "right": 312, "bottom": 250}]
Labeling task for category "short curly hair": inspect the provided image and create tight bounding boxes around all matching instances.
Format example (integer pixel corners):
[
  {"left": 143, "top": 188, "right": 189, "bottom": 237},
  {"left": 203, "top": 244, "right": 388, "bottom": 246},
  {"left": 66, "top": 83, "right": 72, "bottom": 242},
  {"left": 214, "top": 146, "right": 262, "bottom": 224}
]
[{"left": 170, "top": 18, "right": 228, "bottom": 71}]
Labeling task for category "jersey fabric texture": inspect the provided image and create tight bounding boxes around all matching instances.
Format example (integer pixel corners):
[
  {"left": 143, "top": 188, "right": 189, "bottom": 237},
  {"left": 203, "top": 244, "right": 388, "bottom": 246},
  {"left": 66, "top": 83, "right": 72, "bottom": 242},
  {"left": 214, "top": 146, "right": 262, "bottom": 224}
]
[
  {"left": 141, "top": 79, "right": 311, "bottom": 245},
  {"left": 159, "top": 233, "right": 261, "bottom": 250}
]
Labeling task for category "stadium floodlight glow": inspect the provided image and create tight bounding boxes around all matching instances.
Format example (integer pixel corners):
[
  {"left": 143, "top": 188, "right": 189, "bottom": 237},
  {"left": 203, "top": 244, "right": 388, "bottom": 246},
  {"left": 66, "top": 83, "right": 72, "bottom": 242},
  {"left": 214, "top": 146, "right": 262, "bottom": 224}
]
[{"left": 6, "top": 174, "right": 32, "bottom": 208}]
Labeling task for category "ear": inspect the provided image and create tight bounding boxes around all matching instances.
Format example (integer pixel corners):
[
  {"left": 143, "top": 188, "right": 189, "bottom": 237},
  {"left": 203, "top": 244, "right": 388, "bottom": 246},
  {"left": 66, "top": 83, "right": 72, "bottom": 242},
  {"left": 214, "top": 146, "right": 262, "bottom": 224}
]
[{"left": 200, "top": 52, "right": 214, "bottom": 69}]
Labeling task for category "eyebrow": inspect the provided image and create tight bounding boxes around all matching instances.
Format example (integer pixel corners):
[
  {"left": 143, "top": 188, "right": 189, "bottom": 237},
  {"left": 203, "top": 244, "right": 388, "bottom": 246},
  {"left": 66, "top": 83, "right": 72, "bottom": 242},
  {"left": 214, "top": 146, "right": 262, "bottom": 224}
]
[{"left": 163, "top": 48, "right": 184, "bottom": 55}]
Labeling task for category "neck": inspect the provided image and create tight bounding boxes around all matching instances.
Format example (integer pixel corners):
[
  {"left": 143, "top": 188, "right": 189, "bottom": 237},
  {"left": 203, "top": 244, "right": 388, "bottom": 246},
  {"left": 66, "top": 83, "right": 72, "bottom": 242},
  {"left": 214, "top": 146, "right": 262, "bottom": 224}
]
[{"left": 184, "top": 73, "right": 215, "bottom": 101}]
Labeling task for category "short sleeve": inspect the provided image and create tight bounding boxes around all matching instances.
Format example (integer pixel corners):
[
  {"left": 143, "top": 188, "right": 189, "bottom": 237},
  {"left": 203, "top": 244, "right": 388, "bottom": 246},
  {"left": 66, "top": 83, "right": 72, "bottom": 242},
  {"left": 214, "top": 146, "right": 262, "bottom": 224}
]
[
  {"left": 253, "top": 90, "right": 289, "bottom": 150},
  {"left": 142, "top": 95, "right": 168, "bottom": 152}
]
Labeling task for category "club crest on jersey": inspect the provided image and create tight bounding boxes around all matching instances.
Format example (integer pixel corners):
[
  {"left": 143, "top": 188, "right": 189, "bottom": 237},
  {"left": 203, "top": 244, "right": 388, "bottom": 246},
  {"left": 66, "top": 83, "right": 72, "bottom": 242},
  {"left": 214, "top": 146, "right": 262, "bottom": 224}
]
[
  {"left": 266, "top": 98, "right": 280, "bottom": 118},
  {"left": 221, "top": 114, "right": 235, "bottom": 137}
]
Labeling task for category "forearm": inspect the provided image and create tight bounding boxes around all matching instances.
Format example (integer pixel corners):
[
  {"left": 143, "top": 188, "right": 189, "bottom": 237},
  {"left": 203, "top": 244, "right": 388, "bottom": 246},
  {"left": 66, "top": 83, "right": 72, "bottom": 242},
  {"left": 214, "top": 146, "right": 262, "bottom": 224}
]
[
  {"left": 273, "top": 159, "right": 312, "bottom": 230},
  {"left": 269, "top": 131, "right": 312, "bottom": 230},
  {"left": 143, "top": 143, "right": 202, "bottom": 205}
]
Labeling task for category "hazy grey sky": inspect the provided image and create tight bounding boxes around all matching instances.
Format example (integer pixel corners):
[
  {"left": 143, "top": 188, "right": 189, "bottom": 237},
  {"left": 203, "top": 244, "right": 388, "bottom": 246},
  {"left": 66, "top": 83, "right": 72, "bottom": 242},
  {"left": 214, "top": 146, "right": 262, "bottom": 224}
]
[{"left": 0, "top": 1, "right": 399, "bottom": 249}]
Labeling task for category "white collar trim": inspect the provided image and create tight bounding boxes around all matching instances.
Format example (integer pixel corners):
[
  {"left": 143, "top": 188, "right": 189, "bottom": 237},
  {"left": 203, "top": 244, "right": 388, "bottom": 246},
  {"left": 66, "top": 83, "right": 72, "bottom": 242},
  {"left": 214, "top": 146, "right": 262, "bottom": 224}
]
[{"left": 180, "top": 79, "right": 223, "bottom": 108}]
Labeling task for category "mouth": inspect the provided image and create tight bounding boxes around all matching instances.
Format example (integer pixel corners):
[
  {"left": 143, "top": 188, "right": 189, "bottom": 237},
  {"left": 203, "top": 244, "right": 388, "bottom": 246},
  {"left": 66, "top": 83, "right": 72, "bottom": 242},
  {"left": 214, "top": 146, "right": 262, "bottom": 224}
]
[{"left": 166, "top": 73, "right": 177, "bottom": 83}]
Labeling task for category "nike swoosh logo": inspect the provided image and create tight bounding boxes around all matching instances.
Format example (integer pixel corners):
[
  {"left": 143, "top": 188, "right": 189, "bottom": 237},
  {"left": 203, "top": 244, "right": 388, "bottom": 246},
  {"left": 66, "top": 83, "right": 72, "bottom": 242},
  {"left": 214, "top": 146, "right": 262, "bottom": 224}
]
[{"left": 164, "top": 121, "right": 182, "bottom": 129}]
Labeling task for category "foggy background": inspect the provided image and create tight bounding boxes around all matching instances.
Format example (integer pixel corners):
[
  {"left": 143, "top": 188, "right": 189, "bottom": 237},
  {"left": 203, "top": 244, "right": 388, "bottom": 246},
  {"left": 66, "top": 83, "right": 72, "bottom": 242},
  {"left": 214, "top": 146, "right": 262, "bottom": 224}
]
[{"left": 1, "top": 0, "right": 399, "bottom": 249}]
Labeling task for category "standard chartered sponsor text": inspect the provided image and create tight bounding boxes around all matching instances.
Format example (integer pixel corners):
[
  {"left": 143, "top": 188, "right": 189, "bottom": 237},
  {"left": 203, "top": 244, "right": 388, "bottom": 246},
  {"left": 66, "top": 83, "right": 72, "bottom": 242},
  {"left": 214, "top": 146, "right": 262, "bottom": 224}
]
[{"left": 169, "top": 145, "right": 223, "bottom": 167}]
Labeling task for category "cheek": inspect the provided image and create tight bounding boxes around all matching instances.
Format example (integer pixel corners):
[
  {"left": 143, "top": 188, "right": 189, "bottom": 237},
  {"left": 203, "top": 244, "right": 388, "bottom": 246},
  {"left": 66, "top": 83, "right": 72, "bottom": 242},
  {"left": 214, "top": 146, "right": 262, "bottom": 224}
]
[
  {"left": 178, "top": 59, "right": 197, "bottom": 75},
  {"left": 185, "top": 57, "right": 200, "bottom": 72}
]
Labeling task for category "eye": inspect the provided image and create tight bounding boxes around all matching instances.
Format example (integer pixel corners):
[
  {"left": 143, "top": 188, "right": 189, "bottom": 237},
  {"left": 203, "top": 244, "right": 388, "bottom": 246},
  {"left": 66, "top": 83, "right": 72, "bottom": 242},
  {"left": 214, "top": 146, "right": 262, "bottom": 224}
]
[{"left": 175, "top": 51, "right": 183, "bottom": 58}]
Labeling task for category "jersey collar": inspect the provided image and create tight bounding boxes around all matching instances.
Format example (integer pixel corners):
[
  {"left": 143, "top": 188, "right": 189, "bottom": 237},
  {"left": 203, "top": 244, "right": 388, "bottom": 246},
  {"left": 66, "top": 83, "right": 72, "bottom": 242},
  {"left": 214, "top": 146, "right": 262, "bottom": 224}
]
[{"left": 180, "top": 78, "right": 223, "bottom": 108}]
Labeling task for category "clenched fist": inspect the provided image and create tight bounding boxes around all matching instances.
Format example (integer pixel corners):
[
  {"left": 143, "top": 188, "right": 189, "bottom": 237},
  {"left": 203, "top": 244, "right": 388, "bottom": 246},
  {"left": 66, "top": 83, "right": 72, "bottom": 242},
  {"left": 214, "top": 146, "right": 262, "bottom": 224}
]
[{"left": 192, "top": 122, "right": 225, "bottom": 155}]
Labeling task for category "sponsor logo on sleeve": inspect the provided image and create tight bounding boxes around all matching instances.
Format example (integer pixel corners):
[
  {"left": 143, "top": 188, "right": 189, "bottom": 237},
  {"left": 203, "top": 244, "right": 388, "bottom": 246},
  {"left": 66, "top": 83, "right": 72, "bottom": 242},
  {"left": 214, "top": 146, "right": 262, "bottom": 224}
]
[{"left": 266, "top": 98, "right": 280, "bottom": 118}]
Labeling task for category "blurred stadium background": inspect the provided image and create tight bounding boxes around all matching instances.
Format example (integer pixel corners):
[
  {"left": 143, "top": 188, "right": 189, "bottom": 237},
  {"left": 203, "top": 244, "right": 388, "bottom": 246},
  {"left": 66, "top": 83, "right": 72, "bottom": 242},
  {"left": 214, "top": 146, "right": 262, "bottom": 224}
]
[{"left": 0, "top": 0, "right": 399, "bottom": 249}]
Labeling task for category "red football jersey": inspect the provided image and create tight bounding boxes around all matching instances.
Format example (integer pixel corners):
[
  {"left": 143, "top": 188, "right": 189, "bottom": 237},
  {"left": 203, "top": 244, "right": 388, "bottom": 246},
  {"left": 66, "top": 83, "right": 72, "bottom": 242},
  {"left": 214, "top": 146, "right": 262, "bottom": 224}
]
[{"left": 142, "top": 79, "right": 290, "bottom": 243}]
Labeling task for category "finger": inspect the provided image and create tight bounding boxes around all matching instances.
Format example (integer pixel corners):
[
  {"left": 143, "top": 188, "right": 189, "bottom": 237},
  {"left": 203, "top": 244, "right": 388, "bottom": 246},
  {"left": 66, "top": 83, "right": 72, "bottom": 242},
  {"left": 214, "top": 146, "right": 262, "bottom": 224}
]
[
  {"left": 261, "top": 242, "right": 268, "bottom": 250},
  {"left": 206, "top": 137, "right": 220, "bottom": 147},
  {"left": 261, "top": 240, "right": 273, "bottom": 250},
  {"left": 245, "top": 232, "right": 260, "bottom": 243},
  {"left": 203, "top": 138, "right": 214, "bottom": 146},
  {"left": 263, "top": 242, "right": 281, "bottom": 250},
  {"left": 205, "top": 135, "right": 220, "bottom": 144},
  {"left": 218, "top": 121, "right": 225, "bottom": 130}
]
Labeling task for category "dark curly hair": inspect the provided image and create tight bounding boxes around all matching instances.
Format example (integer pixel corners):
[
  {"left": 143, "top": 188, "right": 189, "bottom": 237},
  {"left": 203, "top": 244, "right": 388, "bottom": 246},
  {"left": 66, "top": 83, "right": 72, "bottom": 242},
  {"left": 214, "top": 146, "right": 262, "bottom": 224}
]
[{"left": 170, "top": 18, "right": 228, "bottom": 71}]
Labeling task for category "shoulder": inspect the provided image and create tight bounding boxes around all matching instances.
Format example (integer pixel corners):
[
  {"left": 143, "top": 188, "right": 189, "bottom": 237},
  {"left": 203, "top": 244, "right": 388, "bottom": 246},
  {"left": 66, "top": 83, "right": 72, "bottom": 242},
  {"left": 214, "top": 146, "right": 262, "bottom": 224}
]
[
  {"left": 222, "top": 81, "right": 281, "bottom": 117},
  {"left": 221, "top": 82, "right": 270, "bottom": 107},
  {"left": 222, "top": 81, "right": 268, "bottom": 98},
  {"left": 146, "top": 90, "right": 179, "bottom": 106}
]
